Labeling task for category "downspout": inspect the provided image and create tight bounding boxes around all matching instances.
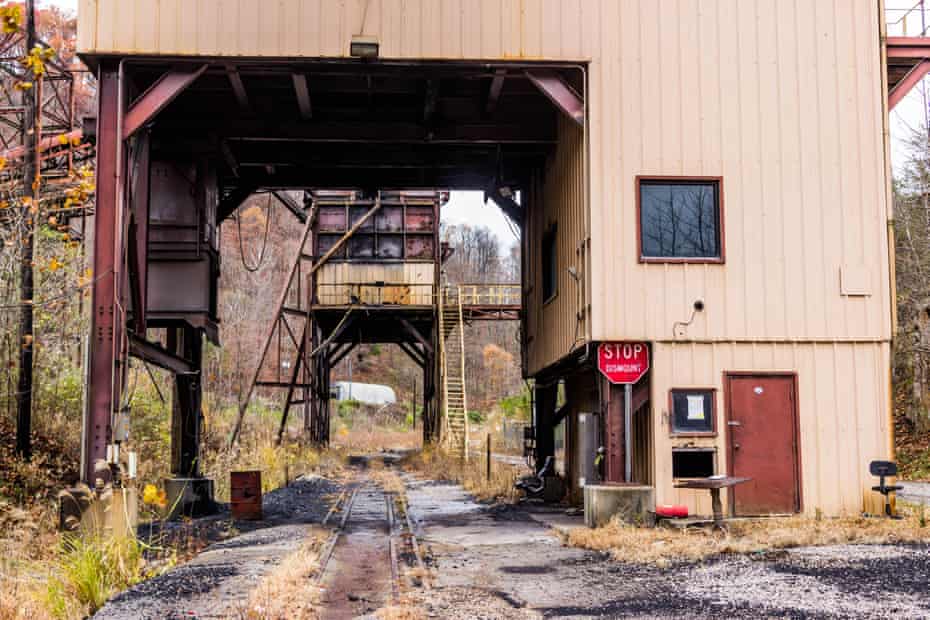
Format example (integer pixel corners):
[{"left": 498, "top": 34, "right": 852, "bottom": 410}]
[{"left": 877, "top": 0, "right": 898, "bottom": 466}]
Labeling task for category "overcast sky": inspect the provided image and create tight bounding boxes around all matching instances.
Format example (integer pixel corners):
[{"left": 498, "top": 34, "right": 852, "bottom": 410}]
[{"left": 45, "top": 0, "right": 927, "bottom": 250}]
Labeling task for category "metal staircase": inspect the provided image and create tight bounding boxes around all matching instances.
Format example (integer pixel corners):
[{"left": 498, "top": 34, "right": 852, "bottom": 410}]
[{"left": 440, "top": 287, "right": 469, "bottom": 459}]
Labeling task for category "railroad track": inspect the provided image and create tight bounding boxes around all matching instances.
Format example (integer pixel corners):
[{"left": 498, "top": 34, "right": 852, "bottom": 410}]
[{"left": 316, "top": 469, "right": 429, "bottom": 613}]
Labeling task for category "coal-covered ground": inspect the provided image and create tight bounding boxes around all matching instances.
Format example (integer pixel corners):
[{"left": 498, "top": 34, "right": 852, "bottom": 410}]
[
  {"left": 93, "top": 474, "right": 341, "bottom": 620},
  {"left": 405, "top": 476, "right": 930, "bottom": 620}
]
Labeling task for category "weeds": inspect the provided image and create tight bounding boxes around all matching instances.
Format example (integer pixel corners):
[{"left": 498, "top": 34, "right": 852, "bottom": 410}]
[
  {"left": 402, "top": 447, "right": 526, "bottom": 503},
  {"left": 47, "top": 535, "right": 146, "bottom": 613},
  {"left": 239, "top": 529, "right": 325, "bottom": 619},
  {"left": 567, "top": 509, "right": 930, "bottom": 566}
]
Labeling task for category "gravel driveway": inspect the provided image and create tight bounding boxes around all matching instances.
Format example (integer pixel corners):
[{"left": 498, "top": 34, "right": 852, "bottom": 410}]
[
  {"left": 406, "top": 477, "right": 930, "bottom": 619},
  {"left": 94, "top": 474, "right": 341, "bottom": 619}
]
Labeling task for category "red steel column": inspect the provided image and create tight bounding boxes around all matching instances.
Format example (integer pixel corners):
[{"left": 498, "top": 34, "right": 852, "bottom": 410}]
[
  {"left": 602, "top": 377, "right": 625, "bottom": 483},
  {"left": 83, "top": 65, "right": 123, "bottom": 483}
]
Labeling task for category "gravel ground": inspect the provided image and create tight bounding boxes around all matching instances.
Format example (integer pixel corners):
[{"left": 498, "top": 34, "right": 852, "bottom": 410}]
[
  {"left": 406, "top": 477, "right": 930, "bottom": 619},
  {"left": 94, "top": 474, "right": 341, "bottom": 619}
]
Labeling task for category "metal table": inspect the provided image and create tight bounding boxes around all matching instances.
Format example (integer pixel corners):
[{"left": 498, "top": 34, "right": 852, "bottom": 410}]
[{"left": 674, "top": 476, "right": 751, "bottom": 528}]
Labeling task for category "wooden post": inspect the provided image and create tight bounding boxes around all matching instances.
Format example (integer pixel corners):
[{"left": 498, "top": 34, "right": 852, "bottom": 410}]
[{"left": 486, "top": 433, "right": 492, "bottom": 482}]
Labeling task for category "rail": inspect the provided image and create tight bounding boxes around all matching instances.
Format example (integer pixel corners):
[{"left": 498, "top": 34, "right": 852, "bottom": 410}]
[
  {"left": 313, "top": 282, "right": 521, "bottom": 308},
  {"left": 888, "top": 2, "right": 930, "bottom": 36},
  {"left": 449, "top": 283, "right": 521, "bottom": 307}
]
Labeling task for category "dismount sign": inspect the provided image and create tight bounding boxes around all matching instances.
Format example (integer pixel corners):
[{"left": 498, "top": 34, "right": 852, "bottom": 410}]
[{"left": 597, "top": 342, "right": 649, "bottom": 384}]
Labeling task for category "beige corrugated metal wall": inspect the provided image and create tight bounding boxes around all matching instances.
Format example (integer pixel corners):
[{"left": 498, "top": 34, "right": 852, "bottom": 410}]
[
  {"left": 652, "top": 342, "right": 891, "bottom": 516},
  {"left": 590, "top": 0, "right": 891, "bottom": 344},
  {"left": 315, "top": 263, "right": 434, "bottom": 305},
  {"left": 525, "top": 116, "right": 586, "bottom": 376}
]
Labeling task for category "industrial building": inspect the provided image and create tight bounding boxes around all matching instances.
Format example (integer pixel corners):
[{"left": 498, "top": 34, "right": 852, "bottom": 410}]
[{"left": 75, "top": 0, "right": 912, "bottom": 517}]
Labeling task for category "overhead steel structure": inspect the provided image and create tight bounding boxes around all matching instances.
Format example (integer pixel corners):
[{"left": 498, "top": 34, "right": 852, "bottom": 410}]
[{"left": 77, "top": 51, "right": 584, "bottom": 506}]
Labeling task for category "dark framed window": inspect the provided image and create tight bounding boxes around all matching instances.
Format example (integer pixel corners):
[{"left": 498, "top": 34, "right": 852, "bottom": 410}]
[
  {"left": 672, "top": 448, "right": 716, "bottom": 478},
  {"left": 542, "top": 224, "right": 557, "bottom": 303},
  {"left": 637, "top": 177, "right": 724, "bottom": 262},
  {"left": 669, "top": 388, "right": 716, "bottom": 435}
]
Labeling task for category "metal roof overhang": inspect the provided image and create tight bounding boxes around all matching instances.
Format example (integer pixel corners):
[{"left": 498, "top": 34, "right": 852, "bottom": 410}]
[{"left": 96, "top": 56, "right": 586, "bottom": 222}]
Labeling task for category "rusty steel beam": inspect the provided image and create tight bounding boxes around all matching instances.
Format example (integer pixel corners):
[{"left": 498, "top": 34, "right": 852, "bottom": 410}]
[
  {"left": 886, "top": 36, "right": 930, "bottom": 58},
  {"left": 217, "top": 183, "right": 258, "bottom": 220},
  {"left": 271, "top": 190, "right": 307, "bottom": 223},
  {"left": 396, "top": 316, "right": 433, "bottom": 355},
  {"left": 889, "top": 59, "right": 930, "bottom": 110},
  {"left": 168, "top": 120, "right": 557, "bottom": 144},
  {"left": 397, "top": 341, "right": 426, "bottom": 368},
  {"left": 128, "top": 332, "right": 193, "bottom": 375},
  {"left": 292, "top": 73, "right": 312, "bottom": 120},
  {"left": 525, "top": 70, "right": 584, "bottom": 127},
  {"left": 84, "top": 67, "right": 122, "bottom": 483},
  {"left": 225, "top": 64, "right": 252, "bottom": 115},
  {"left": 123, "top": 64, "right": 208, "bottom": 139},
  {"left": 486, "top": 69, "right": 507, "bottom": 115}
]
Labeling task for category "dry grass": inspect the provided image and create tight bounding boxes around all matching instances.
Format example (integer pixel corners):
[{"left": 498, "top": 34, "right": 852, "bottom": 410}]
[
  {"left": 238, "top": 528, "right": 326, "bottom": 619},
  {"left": 401, "top": 447, "right": 527, "bottom": 503},
  {"left": 374, "top": 597, "right": 427, "bottom": 620},
  {"left": 332, "top": 426, "right": 421, "bottom": 453},
  {"left": 567, "top": 507, "right": 930, "bottom": 566},
  {"left": 369, "top": 465, "right": 407, "bottom": 495}
]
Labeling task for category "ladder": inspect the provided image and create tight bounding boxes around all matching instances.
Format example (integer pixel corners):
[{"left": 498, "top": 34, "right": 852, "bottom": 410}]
[{"left": 440, "top": 286, "right": 469, "bottom": 459}]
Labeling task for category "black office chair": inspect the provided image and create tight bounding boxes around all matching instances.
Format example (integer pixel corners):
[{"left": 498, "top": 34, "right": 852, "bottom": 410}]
[{"left": 870, "top": 460, "right": 904, "bottom": 519}]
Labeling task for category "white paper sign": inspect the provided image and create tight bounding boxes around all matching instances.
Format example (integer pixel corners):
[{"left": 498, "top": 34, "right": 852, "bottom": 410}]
[{"left": 687, "top": 395, "right": 705, "bottom": 420}]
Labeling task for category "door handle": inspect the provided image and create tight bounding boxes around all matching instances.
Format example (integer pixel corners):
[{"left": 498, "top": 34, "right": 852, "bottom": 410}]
[
  {"left": 733, "top": 443, "right": 741, "bottom": 450},
  {"left": 728, "top": 421, "right": 741, "bottom": 426}
]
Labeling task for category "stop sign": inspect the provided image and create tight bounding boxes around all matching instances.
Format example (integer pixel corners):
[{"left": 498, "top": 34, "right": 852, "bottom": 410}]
[{"left": 597, "top": 342, "right": 649, "bottom": 384}]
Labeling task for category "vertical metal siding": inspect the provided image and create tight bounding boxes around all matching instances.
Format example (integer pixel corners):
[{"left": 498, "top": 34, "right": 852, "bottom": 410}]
[
  {"left": 590, "top": 0, "right": 890, "bottom": 344},
  {"left": 651, "top": 341, "right": 891, "bottom": 517},
  {"left": 526, "top": 116, "right": 586, "bottom": 376}
]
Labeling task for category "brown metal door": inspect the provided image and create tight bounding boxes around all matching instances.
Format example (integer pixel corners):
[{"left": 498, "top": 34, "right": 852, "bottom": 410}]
[{"left": 726, "top": 374, "right": 800, "bottom": 515}]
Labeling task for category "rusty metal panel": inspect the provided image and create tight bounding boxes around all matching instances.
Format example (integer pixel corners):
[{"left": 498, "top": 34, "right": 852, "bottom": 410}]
[
  {"left": 317, "top": 234, "right": 346, "bottom": 259},
  {"left": 230, "top": 470, "right": 262, "bottom": 520},
  {"left": 349, "top": 206, "right": 374, "bottom": 232},
  {"left": 377, "top": 235, "right": 403, "bottom": 259},
  {"left": 376, "top": 207, "right": 403, "bottom": 232},
  {"left": 317, "top": 206, "right": 346, "bottom": 232},
  {"left": 405, "top": 206, "right": 435, "bottom": 232},
  {"left": 147, "top": 260, "right": 213, "bottom": 313},
  {"left": 405, "top": 236, "right": 434, "bottom": 260},
  {"left": 150, "top": 162, "right": 197, "bottom": 225},
  {"left": 347, "top": 234, "right": 375, "bottom": 258}
]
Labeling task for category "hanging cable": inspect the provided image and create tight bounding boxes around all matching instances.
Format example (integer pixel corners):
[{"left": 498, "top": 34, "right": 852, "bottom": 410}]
[{"left": 237, "top": 193, "right": 273, "bottom": 272}]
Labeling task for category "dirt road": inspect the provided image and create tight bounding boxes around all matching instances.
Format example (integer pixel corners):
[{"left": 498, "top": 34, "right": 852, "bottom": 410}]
[{"left": 94, "top": 459, "right": 930, "bottom": 619}]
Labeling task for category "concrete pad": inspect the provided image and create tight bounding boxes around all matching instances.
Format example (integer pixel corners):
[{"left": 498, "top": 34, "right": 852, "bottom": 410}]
[{"left": 583, "top": 484, "right": 654, "bottom": 528}]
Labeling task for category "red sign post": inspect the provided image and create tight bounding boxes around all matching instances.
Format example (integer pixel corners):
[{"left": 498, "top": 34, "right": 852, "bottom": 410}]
[{"left": 597, "top": 342, "right": 649, "bottom": 385}]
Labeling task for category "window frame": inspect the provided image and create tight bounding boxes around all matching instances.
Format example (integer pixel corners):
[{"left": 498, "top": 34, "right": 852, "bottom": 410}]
[
  {"left": 541, "top": 223, "right": 558, "bottom": 305},
  {"left": 636, "top": 176, "right": 726, "bottom": 264},
  {"left": 668, "top": 387, "right": 718, "bottom": 437}
]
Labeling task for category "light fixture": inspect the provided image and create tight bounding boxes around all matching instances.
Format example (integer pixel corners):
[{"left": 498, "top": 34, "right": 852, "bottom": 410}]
[{"left": 350, "top": 35, "right": 380, "bottom": 59}]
